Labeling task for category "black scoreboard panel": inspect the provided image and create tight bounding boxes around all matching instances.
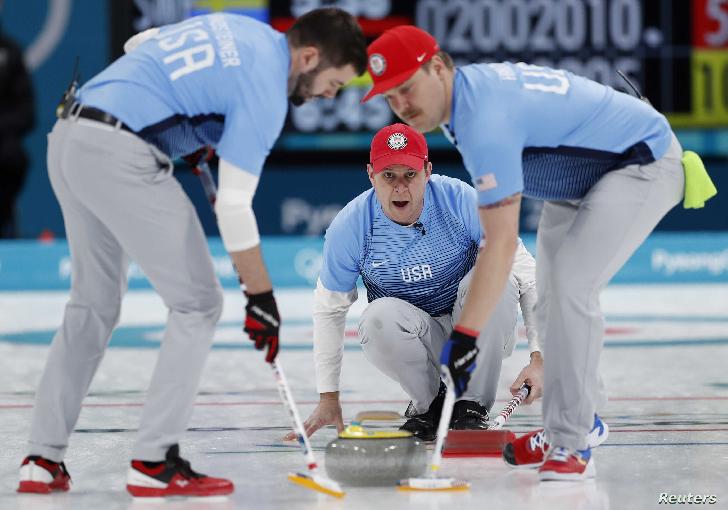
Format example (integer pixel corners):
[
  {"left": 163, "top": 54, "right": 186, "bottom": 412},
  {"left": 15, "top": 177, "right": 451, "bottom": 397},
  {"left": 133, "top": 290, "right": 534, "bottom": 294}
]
[
  {"left": 268, "top": 0, "right": 727, "bottom": 152},
  {"left": 120, "top": 1, "right": 727, "bottom": 153}
]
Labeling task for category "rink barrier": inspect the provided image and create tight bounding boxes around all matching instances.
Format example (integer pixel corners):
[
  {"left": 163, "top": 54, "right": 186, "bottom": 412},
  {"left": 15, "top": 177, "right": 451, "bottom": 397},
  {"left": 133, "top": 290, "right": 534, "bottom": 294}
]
[{"left": 1, "top": 233, "right": 727, "bottom": 290}]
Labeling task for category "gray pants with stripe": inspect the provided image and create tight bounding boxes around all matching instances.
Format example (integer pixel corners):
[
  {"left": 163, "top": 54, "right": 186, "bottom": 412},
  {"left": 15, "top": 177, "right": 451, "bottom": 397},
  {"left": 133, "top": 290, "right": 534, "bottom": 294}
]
[
  {"left": 28, "top": 118, "right": 223, "bottom": 462},
  {"left": 538, "top": 134, "right": 685, "bottom": 450},
  {"left": 359, "top": 269, "right": 519, "bottom": 414}
]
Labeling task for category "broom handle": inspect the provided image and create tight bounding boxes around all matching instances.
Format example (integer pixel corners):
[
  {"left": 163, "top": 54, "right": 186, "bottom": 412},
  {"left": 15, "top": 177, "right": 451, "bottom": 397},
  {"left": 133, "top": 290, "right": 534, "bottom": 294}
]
[
  {"left": 190, "top": 156, "right": 217, "bottom": 205},
  {"left": 190, "top": 152, "right": 320, "bottom": 474},
  {"left": 489, "top": 384, "right": 531, "bottom": 430},
  {"left": 271, "top": 359, "right": 320, "bottom": 472},
  {"left": 427, "top": 366, "right": 458, "bottom": 477}
]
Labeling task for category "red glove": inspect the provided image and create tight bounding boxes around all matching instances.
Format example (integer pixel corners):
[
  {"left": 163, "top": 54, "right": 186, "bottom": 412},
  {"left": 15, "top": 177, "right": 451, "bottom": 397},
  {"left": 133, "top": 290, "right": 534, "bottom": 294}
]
[
  {"left": 244, "top": 290, "right": 280, "bottom": 363},
  {"left": 182, "top": 146, "right": 214, "bottom": 171}
]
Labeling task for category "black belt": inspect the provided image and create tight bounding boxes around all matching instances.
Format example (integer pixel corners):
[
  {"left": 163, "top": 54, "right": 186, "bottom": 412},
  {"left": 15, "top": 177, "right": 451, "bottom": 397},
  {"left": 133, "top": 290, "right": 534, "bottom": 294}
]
[{"left": 66, "top": 103, "right": 134, "bottom": 133}]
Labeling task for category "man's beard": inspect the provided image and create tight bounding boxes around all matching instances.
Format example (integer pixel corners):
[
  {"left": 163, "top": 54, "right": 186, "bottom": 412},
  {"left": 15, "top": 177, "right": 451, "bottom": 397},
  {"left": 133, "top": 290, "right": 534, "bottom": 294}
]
[{"left": 288, "top": 68, "right": 317, "bottom": 107}]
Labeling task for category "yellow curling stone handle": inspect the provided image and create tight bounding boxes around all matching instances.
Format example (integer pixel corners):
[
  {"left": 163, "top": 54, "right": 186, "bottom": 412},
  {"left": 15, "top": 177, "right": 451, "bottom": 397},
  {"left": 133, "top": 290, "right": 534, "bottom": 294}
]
[{"left": 340, "top": 410, "right": 411, "bottom": 439}]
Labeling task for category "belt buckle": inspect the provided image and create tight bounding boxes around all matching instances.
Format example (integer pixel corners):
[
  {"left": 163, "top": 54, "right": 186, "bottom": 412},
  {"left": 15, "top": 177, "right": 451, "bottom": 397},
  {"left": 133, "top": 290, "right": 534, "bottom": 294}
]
[{"left": 69, "top": 102, "right": 82, "bottom": 120}]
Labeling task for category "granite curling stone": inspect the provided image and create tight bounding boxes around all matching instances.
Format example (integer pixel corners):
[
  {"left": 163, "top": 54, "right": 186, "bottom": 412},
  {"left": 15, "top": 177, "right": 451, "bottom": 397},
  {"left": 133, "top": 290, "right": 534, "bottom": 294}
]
[{"left": 324, "top": 412, "right": 428, "bottom": 487}]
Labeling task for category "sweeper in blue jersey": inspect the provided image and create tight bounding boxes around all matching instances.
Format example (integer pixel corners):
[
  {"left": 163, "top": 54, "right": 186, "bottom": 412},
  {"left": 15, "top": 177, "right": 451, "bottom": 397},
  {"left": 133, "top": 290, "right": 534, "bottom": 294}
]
[
  {"left": 18, "top": 9, "right": 366, "bottom": 498},
  {"left": 288, "top": 123, "right": 544, "bottom": 443},
  {"left": 361, "top": 26, "right": 690, "bottom": 481}
]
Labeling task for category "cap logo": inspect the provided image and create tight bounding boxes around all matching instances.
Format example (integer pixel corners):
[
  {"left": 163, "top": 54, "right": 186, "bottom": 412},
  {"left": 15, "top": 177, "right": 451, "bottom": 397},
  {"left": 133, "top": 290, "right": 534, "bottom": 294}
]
[
  {"left": 369, "top": 53, "right": 386, "bottom": 77},
  {"left": 387, "top": 133, "right": 408, "bottom": 150}
]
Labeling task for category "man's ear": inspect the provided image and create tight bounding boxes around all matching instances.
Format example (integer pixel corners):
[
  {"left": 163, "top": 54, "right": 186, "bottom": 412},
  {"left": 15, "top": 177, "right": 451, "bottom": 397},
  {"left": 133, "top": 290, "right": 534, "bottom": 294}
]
[
  {"left": 297, "top": 46, "right": 321, "bottom": 73},
  {"left": 424, "top": 161, "right": 433, "bottom": 181},
  {"left": 367, "top": 164, "right": 376, "bottom": 186},
  {"left": 431, "top": 55, "right": 446, "bottom": 78}
]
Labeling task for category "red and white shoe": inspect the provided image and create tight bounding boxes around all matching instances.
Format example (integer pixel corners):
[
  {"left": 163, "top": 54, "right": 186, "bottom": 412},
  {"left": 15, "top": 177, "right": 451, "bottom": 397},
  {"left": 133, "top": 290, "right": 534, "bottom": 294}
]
[
  {"left": 538, "top": 446, "right": 595, "bottom": 481},
  {"left": 17, "top": 456, "right": 71, "bottom": 494},
  {"left": 502, "top": 428, "right": 549, "bottom": 469},
  {"left": 503, "top": 414, "right": 608, "bottom": 469},
  {"left": 126, "top": 444, "right": 234, "bottom": 498}
]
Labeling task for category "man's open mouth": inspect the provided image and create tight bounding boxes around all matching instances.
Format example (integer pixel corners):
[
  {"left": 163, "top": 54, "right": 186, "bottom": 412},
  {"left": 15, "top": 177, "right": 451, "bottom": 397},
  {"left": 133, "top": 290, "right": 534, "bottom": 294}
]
[{"left": 392, "top": 201, "right": 409, "bottom": 208}]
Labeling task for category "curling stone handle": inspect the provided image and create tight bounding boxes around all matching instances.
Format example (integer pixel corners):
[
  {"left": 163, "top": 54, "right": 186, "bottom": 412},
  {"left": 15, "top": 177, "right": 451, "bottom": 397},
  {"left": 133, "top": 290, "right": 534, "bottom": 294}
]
[{"left": 351, "top": 410, "right": 402, "bottom": 425}]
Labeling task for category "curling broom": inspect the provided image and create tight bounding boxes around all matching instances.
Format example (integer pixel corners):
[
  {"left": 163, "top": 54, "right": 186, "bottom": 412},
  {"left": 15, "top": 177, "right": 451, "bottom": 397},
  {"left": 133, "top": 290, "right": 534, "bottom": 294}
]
[
  {"left": 442, "top": 384, "right": 531, "bottom": 457},
  {"left": 397, "top": 366, "right": 470, "bottom": 492},
  {"left": 188, "top": 149, "right": 344, "bottom": 498}
]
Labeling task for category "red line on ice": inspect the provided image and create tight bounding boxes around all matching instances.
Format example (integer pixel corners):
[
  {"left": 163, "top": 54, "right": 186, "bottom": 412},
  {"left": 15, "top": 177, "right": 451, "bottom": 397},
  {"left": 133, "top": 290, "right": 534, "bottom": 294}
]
[{"left": 3, "top": 395, "right": 728, "bottom": 410}]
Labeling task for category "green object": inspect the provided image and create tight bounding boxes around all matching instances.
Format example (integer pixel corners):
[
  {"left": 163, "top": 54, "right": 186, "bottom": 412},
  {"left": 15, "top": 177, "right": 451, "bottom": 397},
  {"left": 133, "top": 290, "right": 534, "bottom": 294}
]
[{"left": 682, "top": 151, "right": 717, "bottom": 209}]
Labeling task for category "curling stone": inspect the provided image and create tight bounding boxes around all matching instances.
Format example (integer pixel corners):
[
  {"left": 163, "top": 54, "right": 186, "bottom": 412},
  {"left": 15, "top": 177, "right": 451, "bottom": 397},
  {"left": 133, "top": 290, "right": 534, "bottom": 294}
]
[{"left": 324, "top": 411, "right": 428, "bottom": 487}]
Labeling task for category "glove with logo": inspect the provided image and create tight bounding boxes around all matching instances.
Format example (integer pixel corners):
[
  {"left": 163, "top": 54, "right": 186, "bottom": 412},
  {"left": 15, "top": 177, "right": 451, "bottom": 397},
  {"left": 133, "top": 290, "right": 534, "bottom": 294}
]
[
  {"left": 440, "top": 326, "right": 480, "bottom": 397},
  {"left": 244, "top": 290, "right": 280, "bottom": 363}
]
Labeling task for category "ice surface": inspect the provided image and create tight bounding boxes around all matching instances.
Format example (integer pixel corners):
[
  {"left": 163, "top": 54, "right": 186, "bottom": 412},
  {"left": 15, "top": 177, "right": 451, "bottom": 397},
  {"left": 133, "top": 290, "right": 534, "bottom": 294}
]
[{"left": 1, "top": 284, "right": 727, "bottom": 509}]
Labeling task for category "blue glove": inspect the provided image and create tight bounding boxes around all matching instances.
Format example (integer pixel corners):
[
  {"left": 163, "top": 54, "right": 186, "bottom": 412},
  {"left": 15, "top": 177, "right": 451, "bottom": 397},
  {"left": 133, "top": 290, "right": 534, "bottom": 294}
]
[{"left": 440, "top": 327, "right": 479, "bottom": 397}]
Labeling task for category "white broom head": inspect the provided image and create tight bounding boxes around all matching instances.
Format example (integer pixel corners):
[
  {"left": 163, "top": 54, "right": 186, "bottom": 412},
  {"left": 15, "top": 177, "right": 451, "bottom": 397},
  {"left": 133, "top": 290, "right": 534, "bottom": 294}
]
[{"left": 397, "top": 476, "right": 470, "bottom": 491}]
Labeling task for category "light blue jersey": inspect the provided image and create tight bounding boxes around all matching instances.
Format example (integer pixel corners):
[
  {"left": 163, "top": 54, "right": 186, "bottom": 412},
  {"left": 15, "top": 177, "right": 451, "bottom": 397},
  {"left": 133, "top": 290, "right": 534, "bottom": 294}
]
[
  {"left": 78, "top": 14, "right": 289, "bottom": 176},
  {"left": 444, "top": 62, "right": 673, "bottom": 206},
  {"left": 320, "top": 174, "right": 481, "bottom": 316}
]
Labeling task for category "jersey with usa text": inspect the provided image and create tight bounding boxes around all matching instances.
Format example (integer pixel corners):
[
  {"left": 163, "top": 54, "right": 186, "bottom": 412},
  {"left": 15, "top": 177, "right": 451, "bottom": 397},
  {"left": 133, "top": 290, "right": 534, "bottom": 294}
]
[
  {"left": 78, "top": 14, "right": 289, "bottom": 176},
  {"left": 443, "top": 62, "right": 673, "bottom": 206},
  {"left": 320, "top": 174, "right": 481, "bottom": 317}
]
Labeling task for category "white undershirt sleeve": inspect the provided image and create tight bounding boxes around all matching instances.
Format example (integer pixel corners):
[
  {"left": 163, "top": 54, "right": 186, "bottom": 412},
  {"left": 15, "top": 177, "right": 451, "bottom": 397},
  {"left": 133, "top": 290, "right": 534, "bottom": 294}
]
[
  {"left": 512, "top": 239, "right": 541, "bottom": 354},
  {"left": 123, "top": 27, "right": 161, "bottom": 53},
  {"left": 215, "top": 158, "right": 261, "bottom": 252},
  {"left": 313, "top": 278, "right": 358, "bottom": 393}
]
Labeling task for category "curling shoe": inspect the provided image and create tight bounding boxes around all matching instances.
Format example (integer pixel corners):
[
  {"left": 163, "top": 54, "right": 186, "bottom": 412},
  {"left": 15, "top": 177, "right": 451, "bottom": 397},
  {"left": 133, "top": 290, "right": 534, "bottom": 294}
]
[
  {"left": 503, "top": 414, "right": 608, "bottom": 469},
  {"left": 400, "top": 381, "right": 446, "bottom": 442},
  {"left": 539, "top": 446, "right": 596, "bottom": 481},
  {"left": 126, "top": 444, "right": 233, "bottom": 498},
  {"left": 17, "top": 456, "right": 71, "bottom": 493},
  {"left": 450, "top": 400, "right": 489, "bottom": 430}
]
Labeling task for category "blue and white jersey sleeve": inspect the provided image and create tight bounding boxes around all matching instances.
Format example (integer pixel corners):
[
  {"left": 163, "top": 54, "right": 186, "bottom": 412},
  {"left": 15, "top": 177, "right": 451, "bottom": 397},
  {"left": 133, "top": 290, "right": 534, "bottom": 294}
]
[
  {"left": 216, "top": 96, "right": 278, "bottom": 177},
  {"left": 451, "top": 68, "right": 526, "bottom": 206},
  {"left": 213, "top": 17, "right": 288, "bottom": 176},
  {"left": 461, "top": 173, "right": 485, "bottom": 240},
  {"left": 449, "top": 62, "right": 673, "bottom": 204},
  {"left": 319, "top": 193, "right": 370, "bottom": 293},
  {"left": 78, "top": 14, "right": 289, "bottom": 176},
  {"left": 314, "top": 190, "right": 370, "bottom": 392}
]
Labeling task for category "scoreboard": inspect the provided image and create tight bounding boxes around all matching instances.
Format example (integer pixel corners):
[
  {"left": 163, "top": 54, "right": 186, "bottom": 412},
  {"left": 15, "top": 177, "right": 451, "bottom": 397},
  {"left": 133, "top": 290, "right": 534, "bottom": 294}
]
[
  {"left": 124, "top": 0, "right": 728, "bottom": 154},
  {"left": 266, "top": 0, "right": 728, "bottom": 152}
]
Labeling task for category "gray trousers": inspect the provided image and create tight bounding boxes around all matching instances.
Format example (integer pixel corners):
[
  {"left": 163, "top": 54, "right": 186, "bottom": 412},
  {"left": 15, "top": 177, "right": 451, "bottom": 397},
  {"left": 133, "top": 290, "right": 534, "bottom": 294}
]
[
  {"left": 29, "top": 118, "right": 223, "bottom": 462},
  {"left": 538, "top": 135, "right": 685, "bottom": 450},
  {"left": 359, "top": 269, "right": 519, "bottom": 414}
]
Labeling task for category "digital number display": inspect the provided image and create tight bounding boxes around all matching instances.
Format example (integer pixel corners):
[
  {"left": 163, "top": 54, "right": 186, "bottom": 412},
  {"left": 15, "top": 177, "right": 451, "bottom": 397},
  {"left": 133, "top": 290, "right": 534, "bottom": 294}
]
[
  {"left": 269, "top": 0, "right": 728, "bottom": 150},
  {"left": 415, "top": 0, "right": 644, "bottom": 91}
]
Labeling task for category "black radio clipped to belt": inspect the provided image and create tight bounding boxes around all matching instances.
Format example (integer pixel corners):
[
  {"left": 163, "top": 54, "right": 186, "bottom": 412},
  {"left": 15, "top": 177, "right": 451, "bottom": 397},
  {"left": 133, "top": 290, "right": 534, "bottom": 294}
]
[
  {"left": 55, "top": 57, "right": 134, "bottom": 133},
  {"left": 56, "top": 57, "right": 80, "bottom": 119}
]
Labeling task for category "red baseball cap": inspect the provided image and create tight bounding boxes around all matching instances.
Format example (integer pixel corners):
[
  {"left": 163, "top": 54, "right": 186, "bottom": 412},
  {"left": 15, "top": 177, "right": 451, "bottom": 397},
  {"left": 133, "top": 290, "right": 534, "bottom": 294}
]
[
  {"left": 370, "top": 123, "right": 428, "bottom": 174},
  {"left": 362, "top": 25, "right": 439, "bottom": 103}
]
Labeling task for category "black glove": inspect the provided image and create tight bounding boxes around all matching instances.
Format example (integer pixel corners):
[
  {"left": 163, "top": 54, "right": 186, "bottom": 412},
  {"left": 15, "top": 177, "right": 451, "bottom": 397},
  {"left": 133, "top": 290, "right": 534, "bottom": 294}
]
[
  {"left": 182, "top": 146, "right": 214, "bottom": 170},
  {"left": 440, "top": 327, "right": 480, "bottom": 397},
  {"left": 244, "top": 290, "right": 280, "bottom": 363}
]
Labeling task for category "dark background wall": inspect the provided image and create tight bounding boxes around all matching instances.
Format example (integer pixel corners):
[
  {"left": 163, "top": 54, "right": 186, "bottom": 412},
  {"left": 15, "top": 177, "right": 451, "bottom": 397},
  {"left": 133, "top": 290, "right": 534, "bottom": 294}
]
[{"left": 2, "top": 0, "right": 727, "bottom": 239}]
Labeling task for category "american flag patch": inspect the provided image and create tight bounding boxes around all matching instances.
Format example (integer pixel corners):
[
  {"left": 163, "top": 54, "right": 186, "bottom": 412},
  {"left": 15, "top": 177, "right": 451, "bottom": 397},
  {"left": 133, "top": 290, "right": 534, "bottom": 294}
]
[{"left": 476, "top": 173, "right": 498, "bottom": 191}]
